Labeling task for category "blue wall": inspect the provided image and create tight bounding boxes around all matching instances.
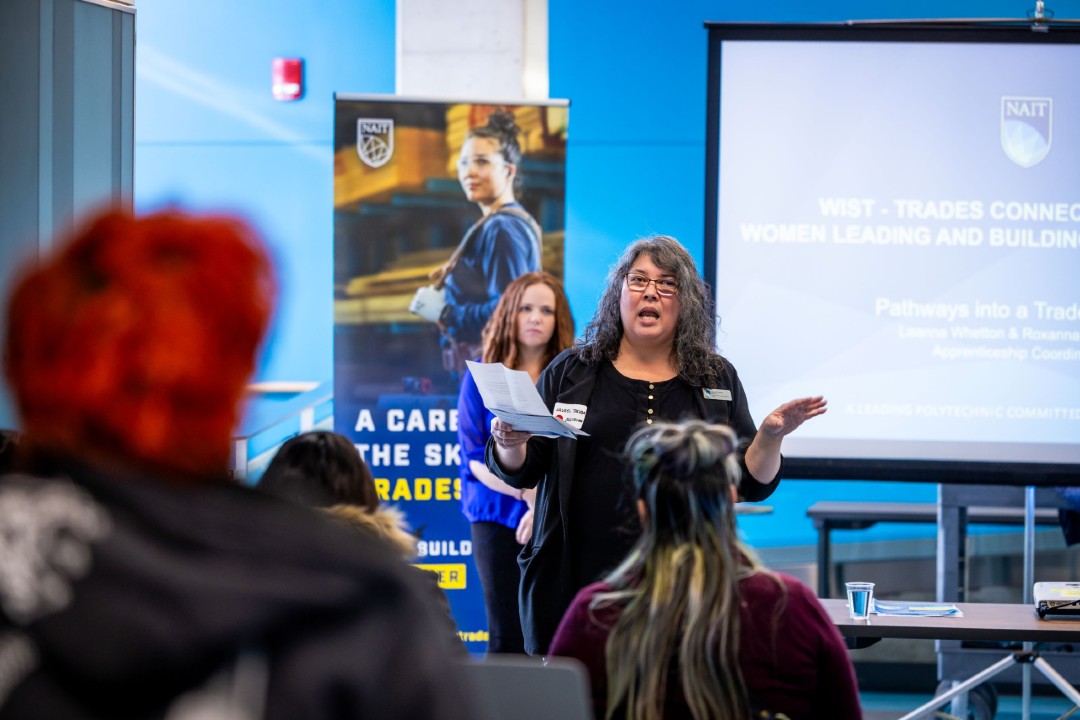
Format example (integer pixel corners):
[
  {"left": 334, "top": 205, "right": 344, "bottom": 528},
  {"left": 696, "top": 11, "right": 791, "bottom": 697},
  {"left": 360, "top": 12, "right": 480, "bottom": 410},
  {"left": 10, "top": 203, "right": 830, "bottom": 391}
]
[{"left": 134, "top": 0, "right": 396, "bottom": 384}]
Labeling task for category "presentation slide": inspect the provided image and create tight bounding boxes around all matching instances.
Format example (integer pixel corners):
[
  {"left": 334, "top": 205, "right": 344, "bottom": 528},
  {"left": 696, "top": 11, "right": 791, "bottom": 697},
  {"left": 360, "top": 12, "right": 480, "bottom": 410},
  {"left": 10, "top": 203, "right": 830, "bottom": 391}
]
[{"left": 713, "top": 37, "right": 1080, "bottom": 470}]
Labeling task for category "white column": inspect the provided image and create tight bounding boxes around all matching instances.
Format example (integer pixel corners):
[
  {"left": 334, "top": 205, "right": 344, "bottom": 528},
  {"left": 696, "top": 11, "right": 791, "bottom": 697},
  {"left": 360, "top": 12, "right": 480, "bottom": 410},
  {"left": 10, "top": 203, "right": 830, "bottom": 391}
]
[{"left": 397, "top": 0, "right": 548, "bottom": 100}]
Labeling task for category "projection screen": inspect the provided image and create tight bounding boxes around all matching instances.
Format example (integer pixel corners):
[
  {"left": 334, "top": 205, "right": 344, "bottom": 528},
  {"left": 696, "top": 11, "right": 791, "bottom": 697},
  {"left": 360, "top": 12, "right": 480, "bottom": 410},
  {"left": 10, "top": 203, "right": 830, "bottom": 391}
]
[{"left": 705, "top": 22, "right": 1080, "bottom": 484}]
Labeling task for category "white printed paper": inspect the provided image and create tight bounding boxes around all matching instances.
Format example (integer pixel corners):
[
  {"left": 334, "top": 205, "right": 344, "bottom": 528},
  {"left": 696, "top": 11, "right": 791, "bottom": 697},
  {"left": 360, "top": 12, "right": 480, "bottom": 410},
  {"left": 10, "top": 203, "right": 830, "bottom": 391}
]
[{"left": 466, "top": 361, "right": 589, "bottom": 439}]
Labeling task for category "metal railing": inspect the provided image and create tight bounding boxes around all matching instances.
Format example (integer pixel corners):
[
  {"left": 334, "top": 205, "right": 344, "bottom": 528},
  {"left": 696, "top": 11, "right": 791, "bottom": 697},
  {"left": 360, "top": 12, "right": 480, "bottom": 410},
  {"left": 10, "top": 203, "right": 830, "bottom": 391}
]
[{"left": 230, "top": 381, "right": 333, "bottom": 481}]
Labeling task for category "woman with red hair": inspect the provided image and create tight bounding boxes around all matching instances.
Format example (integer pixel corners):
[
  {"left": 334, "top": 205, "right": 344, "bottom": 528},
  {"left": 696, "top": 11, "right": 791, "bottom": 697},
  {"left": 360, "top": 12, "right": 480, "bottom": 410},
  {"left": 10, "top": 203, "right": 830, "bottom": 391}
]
[
  {"left": 5, "top": 209, "right": 273, "bottom": 478},
  {"left": 0, "top": 208, "right": 474, "bottom": 720}
]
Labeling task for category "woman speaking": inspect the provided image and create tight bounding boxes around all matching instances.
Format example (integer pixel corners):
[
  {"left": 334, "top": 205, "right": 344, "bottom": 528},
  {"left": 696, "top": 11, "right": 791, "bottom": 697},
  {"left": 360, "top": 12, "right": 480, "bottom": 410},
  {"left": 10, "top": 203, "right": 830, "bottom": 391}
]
[{"left": 486, "top": 235, "right": 827, "bottom": 654}]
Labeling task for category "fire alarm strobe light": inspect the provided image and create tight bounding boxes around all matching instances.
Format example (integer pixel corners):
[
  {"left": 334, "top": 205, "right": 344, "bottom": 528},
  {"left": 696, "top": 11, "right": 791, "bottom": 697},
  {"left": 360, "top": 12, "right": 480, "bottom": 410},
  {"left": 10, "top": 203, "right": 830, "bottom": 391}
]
[{"left": 272, "top": 58, "right": 303, "bottom": 101}]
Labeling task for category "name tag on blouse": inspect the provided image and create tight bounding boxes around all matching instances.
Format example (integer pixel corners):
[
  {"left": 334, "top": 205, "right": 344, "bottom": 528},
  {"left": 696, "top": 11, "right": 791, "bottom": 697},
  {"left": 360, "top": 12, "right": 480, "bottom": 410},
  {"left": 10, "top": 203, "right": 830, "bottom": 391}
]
[
  {"left": 553, "top": 402, "right": 587, "bottom": 429},
  {"left": 702, "top": 388, "right": 732, "bottom": 401}
]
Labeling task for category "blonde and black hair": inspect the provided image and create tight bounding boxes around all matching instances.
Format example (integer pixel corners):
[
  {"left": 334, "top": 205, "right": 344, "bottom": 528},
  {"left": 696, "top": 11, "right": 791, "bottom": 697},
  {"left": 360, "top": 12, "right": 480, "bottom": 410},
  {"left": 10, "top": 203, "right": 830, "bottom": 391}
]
[
  {"left": 481, "top": 271, "right": 574, "bottom": 369},
  {"left": 594, "top": 420, "right": 768, "bottom": 720}
]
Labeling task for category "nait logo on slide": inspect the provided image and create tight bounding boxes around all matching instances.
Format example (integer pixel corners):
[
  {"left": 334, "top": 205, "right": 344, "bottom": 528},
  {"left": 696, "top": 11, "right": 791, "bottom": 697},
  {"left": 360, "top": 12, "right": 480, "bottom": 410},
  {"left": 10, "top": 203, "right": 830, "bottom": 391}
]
[
  {"left": 1000, "top": 97, "right": 1052, "bottom": 168},
  {"left": 357, "top": 118, "right": 394, "bottom": 168}
]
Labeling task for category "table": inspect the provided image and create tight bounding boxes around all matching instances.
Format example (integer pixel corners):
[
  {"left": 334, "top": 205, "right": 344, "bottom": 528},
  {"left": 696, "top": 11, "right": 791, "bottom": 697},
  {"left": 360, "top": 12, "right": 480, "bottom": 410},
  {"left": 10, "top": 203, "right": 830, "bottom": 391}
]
[
  {"left": 808, "top": 484, "right": 1072, "bottom": 701},
  {"left": 823, "top": 599, "right": 1080, "bottom": 719},
  {"left": 822, "top": 598, "right": 1080, "bottom": 644}
]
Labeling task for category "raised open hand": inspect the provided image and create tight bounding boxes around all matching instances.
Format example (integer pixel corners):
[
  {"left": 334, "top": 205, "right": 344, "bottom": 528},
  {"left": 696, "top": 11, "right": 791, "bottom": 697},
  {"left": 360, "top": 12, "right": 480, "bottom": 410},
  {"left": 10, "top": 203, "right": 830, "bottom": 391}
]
[{"left": 759, "top": 396, "right": 828, "bottom": 438}]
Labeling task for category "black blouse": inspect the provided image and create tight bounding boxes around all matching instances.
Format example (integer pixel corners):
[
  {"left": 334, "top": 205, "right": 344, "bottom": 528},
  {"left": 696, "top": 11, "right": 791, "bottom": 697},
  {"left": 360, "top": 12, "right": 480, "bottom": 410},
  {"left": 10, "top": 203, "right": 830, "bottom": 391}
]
[{"left": 568, "top": 362, "right": 720, "bottom": 588}]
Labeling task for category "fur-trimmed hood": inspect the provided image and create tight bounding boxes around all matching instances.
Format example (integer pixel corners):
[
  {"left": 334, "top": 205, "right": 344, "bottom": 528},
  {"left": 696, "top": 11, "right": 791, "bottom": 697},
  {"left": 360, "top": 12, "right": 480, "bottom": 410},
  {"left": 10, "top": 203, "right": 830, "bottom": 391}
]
[{"left": 324, "top": 504, "right": 418, "bottom": 561}]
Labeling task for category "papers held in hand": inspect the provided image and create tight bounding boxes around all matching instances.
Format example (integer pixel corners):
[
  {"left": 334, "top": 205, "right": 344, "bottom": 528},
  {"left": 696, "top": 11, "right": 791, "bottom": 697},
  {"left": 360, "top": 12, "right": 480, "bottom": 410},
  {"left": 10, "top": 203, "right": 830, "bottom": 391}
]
[{"left": 466, "top": 361, "right": 588, "bottom": 439}]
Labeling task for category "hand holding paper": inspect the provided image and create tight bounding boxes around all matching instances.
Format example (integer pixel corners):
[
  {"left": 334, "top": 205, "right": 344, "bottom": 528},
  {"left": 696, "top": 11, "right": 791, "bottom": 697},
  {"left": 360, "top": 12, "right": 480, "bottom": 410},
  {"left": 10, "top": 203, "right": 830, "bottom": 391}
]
[{"left": 466, "top": 361, "right": 588, "bottom": 439}]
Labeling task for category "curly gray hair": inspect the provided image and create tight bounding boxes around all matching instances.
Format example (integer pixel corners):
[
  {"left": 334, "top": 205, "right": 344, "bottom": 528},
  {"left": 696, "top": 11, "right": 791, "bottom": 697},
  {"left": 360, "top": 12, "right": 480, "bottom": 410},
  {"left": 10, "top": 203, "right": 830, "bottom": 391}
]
[{"left": 577, "top": 235, "right": 723, "bottom": 385}]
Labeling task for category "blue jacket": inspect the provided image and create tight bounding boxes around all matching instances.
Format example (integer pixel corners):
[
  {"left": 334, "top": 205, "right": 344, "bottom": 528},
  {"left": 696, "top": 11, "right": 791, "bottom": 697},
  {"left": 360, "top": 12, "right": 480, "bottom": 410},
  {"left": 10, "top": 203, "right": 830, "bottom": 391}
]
[
  {"left": 442, "top": 203, "right": 541, "bottom": 346},
  {"left": 457, "top": 369, "right": 529, "bottom": 529}
]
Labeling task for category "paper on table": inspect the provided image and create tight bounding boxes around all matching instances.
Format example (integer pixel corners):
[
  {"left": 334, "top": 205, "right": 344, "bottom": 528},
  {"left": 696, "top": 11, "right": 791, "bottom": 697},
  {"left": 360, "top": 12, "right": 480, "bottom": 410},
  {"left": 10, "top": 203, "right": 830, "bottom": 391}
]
[
  {"left": 872, "top": 600, "right": 963, "bottom": 617},
  {"left": 466, "top": 361, "right": 589, "bottom": 439}
]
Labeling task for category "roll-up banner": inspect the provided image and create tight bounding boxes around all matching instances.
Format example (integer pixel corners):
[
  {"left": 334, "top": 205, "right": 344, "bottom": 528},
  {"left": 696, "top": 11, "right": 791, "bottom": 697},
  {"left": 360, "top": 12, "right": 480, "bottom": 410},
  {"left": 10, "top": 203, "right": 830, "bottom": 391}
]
[{"left": 333, "top": 96, "right": 568, "bottom": 653}]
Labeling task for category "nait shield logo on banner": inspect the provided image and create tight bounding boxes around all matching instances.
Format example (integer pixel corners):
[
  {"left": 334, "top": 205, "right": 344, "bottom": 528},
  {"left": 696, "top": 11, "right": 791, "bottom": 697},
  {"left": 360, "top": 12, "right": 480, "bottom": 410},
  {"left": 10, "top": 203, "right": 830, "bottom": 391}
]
[
  {"left": 356, "top": 119, "right": 394, "bottom": 168},
  {"left": 1001, "top": 96, "right": 1052, "bottom": 168}
]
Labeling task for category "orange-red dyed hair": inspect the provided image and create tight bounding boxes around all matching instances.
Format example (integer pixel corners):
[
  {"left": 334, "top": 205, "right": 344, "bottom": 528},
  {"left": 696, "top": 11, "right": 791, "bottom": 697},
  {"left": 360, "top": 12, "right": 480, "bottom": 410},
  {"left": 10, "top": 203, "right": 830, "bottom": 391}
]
[
  {"left": 4, "top": 208, "right": 275, "bottom": 480},
  {"left": 481, "top": 271, "right": 574, "bottom": 369}
]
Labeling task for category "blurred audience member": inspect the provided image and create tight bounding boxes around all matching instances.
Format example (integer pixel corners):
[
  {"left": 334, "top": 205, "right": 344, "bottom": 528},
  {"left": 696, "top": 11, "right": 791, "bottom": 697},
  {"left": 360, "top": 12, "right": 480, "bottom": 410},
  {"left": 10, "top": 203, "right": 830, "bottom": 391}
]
[
  {"left": 549, "top": 420, "right": 861, "bottom": 720},
  {"left": 0, "top": 208, "right": 474, "bottom": 719},
  {"left": 257, "top": 430, "right": 462, "bottom": 650},
  {"left": 258, "top": 430, "right": 381, "bottom": 510}
]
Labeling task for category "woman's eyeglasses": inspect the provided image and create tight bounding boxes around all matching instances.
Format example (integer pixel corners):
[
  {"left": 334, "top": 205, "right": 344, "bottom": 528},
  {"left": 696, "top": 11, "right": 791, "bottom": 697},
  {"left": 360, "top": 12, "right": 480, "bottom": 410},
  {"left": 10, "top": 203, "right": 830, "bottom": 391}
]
[{"left": 625, "top": 273, "right": 678, "bottom": 297}]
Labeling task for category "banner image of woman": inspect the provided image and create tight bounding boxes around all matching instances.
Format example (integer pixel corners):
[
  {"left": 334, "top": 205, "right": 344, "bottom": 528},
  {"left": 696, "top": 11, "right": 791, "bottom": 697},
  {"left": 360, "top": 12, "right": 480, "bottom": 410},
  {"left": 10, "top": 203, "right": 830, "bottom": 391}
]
[
  {"left": 332, "top": 96, "right": 568, "bottom": 652},
  {"left": 409, "top": 110, "right": 543, "bottom": 376}
]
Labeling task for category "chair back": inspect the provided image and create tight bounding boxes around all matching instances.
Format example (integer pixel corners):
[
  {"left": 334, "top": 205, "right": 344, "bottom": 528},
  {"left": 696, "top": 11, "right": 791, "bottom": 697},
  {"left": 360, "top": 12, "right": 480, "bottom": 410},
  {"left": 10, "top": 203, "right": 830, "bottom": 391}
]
[{"left": 458, "top": 655, "right": 594, "bottom": 720}]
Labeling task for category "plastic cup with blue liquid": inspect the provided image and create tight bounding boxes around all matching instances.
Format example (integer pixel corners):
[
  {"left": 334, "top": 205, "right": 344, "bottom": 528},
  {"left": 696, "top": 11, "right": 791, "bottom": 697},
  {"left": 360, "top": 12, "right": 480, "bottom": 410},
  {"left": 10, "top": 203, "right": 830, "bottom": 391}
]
[{"left": 846, "top": 581, "right": 874, "bottom": 620}]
